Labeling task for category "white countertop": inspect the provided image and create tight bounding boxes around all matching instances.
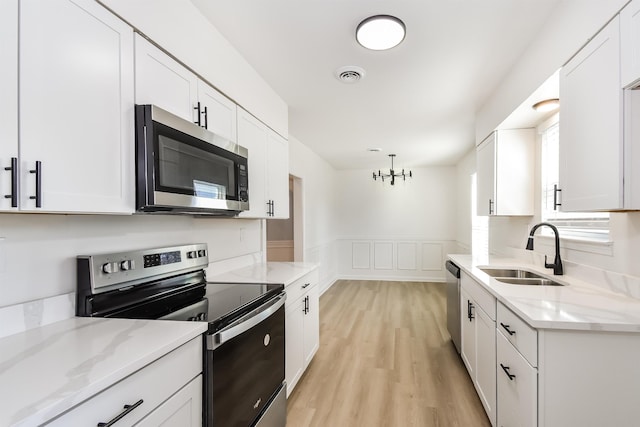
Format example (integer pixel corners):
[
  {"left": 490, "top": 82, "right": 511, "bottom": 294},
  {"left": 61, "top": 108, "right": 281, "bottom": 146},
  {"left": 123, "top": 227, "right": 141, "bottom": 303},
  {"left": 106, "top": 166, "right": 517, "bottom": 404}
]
[
  {"left": 0, "top": 317, "right": 207, "bottom": 427},
  {"left": 207, "top": 262, "right": 318, "bottom": 286},
  {"left": 449, "top": 254, "right": 640, "bottom": 332}
]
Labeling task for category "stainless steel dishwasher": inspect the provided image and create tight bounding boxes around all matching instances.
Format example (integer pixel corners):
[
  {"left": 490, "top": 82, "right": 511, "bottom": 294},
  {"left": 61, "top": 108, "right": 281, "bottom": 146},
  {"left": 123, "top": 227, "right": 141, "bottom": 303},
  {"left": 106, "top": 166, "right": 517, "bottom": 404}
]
[{"left": 445, "top": 260, "right": 461, "bottom": 354}]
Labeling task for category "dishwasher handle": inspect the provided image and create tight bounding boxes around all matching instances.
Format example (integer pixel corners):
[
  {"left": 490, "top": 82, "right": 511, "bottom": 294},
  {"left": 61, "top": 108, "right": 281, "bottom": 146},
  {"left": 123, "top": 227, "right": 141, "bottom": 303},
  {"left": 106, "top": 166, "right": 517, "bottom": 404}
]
[{"left": 445, "top": 260, "right": 460, "bottom": 278}]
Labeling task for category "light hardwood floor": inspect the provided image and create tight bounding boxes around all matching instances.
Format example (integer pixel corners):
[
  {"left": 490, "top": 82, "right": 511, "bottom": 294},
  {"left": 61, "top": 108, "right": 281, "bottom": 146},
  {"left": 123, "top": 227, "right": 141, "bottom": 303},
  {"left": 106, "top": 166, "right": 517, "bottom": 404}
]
[{"left": 286, "top": 280, "right": 491, "bottom": 427}]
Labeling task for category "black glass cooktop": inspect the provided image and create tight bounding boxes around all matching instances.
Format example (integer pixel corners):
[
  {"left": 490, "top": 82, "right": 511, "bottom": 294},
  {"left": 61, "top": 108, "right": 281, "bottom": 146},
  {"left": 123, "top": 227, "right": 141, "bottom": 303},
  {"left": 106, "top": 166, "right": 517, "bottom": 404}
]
[{"left": 205, "top": 282, "right": 284, "bottom": 332}]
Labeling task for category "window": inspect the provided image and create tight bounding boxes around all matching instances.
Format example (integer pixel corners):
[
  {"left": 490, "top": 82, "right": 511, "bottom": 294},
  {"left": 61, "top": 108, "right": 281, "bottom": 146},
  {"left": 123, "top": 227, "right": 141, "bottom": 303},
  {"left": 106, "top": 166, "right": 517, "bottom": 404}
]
[{"left": 540, "top": 115, "right": 610, "bottom": 241}]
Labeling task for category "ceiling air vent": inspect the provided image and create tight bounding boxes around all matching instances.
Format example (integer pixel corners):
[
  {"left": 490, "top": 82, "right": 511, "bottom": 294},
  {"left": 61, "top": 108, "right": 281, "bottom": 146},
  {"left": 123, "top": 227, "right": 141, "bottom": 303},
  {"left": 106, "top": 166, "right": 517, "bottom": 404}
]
[{"left": 335, "top": 66, "right": 366, "bottom": 84}]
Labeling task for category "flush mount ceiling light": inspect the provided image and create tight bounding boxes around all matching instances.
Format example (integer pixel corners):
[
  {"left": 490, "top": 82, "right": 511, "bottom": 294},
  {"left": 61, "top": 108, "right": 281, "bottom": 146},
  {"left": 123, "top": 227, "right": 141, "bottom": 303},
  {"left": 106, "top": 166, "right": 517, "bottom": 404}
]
[
  {"left": 356, "top": 15, "right": 406, "bottom": 51},
  {"left": 532, "top": 98, "right": 560, "bottom": 112},
  {"left": 372, "top": 154, "right": 412, "bottom": 186}
]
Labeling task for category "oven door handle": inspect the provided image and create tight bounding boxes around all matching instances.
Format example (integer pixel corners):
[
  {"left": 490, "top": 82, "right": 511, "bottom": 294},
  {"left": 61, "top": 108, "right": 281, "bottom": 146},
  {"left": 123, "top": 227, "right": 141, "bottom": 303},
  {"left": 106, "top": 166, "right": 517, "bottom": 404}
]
[{"left": 208, "top": 293, "right": 286, "bottom": 350}]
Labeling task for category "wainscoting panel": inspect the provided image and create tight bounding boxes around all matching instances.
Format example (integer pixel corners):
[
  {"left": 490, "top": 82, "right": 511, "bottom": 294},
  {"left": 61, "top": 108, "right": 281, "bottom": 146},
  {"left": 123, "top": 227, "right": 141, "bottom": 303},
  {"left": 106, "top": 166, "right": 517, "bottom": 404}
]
[
  {"left": 338, "top": 239, "right": 456, "bottom": 282},
  {"left": 421, "top": 243, "right": 443, "bottom": 271},
  {"left": 352, "top": 242, "right": 371, "bottom": 269},
  {"left": 374, "top": 242, "right": 393, "bottom": 270},
  {"left": 397, "top": 242, "right": 417, "bottom": 271}
]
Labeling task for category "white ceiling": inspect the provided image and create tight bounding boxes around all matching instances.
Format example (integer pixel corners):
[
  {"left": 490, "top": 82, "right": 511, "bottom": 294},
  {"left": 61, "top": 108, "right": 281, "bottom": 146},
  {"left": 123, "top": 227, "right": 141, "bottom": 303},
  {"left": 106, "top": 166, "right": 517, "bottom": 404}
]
[{"left": 191, "top": 0, "right": 561, "bottom": 170}]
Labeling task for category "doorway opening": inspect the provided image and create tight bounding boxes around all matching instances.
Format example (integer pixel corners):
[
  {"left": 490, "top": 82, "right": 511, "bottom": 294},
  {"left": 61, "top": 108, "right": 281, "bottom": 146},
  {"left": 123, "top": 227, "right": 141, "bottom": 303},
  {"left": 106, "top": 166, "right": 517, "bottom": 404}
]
[{"left": 266, "top": 175, "right": 304, "bottom": 262}]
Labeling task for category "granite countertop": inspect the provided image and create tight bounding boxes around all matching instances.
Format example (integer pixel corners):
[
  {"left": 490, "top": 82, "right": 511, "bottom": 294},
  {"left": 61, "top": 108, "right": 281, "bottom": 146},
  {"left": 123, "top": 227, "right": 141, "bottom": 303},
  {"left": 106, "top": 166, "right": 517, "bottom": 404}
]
[
  {"left": 449, "top": 254, "right": 640, "bottom": 332},
  {"left": 0, "top": 317, "right": 207, "bottom": 427},
  {"left": 207, "top": 261, "right": 318, "bottom": 286}
]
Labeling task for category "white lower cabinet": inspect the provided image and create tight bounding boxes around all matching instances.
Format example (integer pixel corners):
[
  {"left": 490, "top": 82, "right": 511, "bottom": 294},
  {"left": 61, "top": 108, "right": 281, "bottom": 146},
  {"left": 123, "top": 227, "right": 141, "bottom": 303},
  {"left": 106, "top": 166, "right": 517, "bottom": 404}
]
[
  {"left": 45, "top": 338, "right": 203, "bottom": 426},
  {"left": 134, "top": 375, "right": 202, "bottom": 427},
  {"left": 285, "top": 269, "right": 320, "bottom": 397},
  {"left": 460, "top": 272, "right": 496, "bottom": 426}
]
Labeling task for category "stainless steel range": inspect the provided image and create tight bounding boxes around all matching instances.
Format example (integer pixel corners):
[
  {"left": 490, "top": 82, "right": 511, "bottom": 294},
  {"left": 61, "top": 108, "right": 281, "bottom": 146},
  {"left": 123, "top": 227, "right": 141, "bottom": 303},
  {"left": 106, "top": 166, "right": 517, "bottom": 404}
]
[{"left": 76, "top": 243, "right": 286, "bottom": 427}]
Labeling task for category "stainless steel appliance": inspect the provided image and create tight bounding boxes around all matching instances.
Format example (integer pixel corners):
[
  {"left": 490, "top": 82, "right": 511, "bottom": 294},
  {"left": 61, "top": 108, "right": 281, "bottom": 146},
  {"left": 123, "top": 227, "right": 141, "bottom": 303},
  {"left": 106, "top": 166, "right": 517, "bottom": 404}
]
[
  {"left": 446, "top": 260, "right": 461, "bottom": 354},
  {"left": 76, "top": 243, "right": 286, "bottom": 427},
  {"left": 135, "top": 105, "right": 249, "bottom": 216}
]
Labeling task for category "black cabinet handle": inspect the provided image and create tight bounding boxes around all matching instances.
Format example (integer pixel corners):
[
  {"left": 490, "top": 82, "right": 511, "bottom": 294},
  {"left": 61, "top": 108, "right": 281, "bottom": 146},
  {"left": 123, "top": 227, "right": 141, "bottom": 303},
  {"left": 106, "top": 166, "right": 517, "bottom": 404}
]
[
  {"left": 500, "top": 363, "right": 516, "bottom": 380},
  {"left": 305, "top": 296, "right": 309, "bottom": 314},
  {"left": 4, "top": 157, "right": 17, "bottom": 207},
  {"left": 500, "top": 322, "right": 516, "bottom": 336},
  {"left": 301, "top": 283, "right": 310, "bottom": 289},
  {"left": 29, "top": 161, "right": 41, "bottom": 208},
  {"left": 203, "top": 105, "right": 208, "bottom": 129},
  {"left": 553, "top": 184, "right": 562, "bottom": 210},
  {"left": 97, "top": 399, "right": 143, "bottom": 427},
  {"left": 194, "top": 102, "right": 202, "bottom": 126},
  {"left": 266, "top": 200, "right": 274, "bottom": 216},
  {"left": 467, "top": 300, "right": 474, "bottom": 321},
  {"left": 489, "top": 199, "right": 494, "bottom": 215}
]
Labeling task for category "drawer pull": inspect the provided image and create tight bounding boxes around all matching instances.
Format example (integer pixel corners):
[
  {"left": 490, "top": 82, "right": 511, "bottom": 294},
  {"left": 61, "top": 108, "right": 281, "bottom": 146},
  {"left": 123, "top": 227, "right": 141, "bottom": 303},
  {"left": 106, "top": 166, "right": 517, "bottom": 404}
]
[
  {"left": 97, "top": 399, "right": 143, "bottom": 427},
  {"left": 301, "top": 283, "right": 310, "bottom": 289},
  {"left": 500, "top": 363, "right": 516, "bottom": 381},
  {"left": 500, "top": 322, "right": 516, "bottom": 336},
  {"left": 467, "top": 300, "right": 474, "bottom": 321}
]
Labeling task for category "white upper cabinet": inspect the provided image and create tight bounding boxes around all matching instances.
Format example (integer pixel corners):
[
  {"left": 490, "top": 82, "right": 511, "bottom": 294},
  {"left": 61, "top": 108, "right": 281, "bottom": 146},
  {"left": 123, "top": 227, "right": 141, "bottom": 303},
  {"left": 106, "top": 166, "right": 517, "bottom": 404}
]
[
  {"left": 559, "top": 16, "right": 624, "bottom": 211},
  {"left": 0, "top": 0, "right": 18, "bottom": 211},
  {"left": 134, "top": 34, "right": 237, "bottom": 142},
  {"left": 622, "top": 0, "right": 640, "bottom": 88},
  {"left": 19, "top": 0, "right": 134, "bottom": 213},
  {"left": 237, "top": 107, "right": 289, "bottom": 219},
  {"left": 476, "top": 129, "right": 535, "bottom": 216},
  {"left": 134, "top": 34, "right": 198, "bottom": 123}
]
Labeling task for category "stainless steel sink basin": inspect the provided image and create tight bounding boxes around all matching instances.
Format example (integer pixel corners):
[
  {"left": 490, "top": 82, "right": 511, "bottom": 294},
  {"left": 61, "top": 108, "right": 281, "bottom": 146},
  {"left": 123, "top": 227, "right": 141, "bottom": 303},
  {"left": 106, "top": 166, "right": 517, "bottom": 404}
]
[
  {"left": 479, "top": 268, "right": 544, "bottom": 279},
  {"left": 495, "top": 277, "right": 564, "bottom": 286},
  {"left": 478, "top": 267, "right": 564, "bottom": 286}
]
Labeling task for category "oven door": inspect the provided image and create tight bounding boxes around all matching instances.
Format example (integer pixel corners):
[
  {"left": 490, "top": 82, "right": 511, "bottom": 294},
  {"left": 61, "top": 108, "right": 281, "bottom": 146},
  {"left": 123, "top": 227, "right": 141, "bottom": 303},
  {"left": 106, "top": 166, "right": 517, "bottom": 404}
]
[{"left": 206, "top": 293, "right": 286, "bottom": 427}]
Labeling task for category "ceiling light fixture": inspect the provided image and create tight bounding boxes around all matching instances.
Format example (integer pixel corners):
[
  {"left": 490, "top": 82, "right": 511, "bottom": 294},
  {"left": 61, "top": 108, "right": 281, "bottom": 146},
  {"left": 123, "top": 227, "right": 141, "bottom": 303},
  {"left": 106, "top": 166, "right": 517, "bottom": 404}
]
[
  {"left": 356, "top": 15, "right": 406, "bottom": 51},
  {"left": 532, "top": 98, "right": 560, "bottom": 112},
  {"left": 373, "top": 154, "right": 412, "bottom": 186}
]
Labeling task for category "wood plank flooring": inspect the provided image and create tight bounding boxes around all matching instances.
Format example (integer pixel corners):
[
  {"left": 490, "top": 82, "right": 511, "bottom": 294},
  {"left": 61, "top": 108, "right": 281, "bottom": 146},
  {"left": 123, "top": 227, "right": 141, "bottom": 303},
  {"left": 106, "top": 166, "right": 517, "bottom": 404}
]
[{"left": 286, "top": 280, "right": 491, "bottom": 427}]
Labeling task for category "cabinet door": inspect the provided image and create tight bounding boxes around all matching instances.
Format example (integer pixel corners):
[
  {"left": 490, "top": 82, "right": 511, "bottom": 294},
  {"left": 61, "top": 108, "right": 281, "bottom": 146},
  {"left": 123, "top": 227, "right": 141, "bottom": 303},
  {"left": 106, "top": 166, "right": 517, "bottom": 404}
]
[
  {"left": 496, "top": 332, "right": 537, "bottom": 427},
  {"left": 494, "top": 129, "right": 535, "bottom": 216},
  {"left": 285, "top": 300, "right": 305, "bottom": 397},
  {"left": 197, "top": 80, "right": 237, "bottom": 142},
  {"left": 237, "top": 108, "right": 268, "bottom": 218},
  {"left": 460, "top": 288, "right": 477, "bottom": 377},
  {"left": 134, "top": 34, "right": 198, "bottom": 123},
  {"left": 0, "top": 0, "right": 18, "bottom": 211},
  {"left": 476, "top": 305, "right": 497, "bottom": 426},
  {"left": 20, "top": 0, "right": 134, "bottom": 213},
  {"left": 560, "top": 16, "right": 622, "bottom": 211},
  {"left": 476, "top": 133, "right": 496, "bottom": 216},
  {"left": 266, "top": 130, "right": 289, "bottom": 218},
  {"left": 134, "top": 375, "right": 202, "bottom": 427},
  {"left": 302, "top": 285, "right": 320, "bottom": 367},
  {"left": 622, "top": 0, "right": 640, "bottom": 88}
]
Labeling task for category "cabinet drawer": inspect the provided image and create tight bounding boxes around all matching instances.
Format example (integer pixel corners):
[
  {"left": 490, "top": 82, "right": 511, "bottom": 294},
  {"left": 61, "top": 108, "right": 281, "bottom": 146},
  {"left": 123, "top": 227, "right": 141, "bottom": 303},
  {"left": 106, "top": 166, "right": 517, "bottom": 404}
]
[
  {"left": 46, "top": 337, "right": 202, "bottom": 426},
  {"left": 285, "top": 269, "right": 319, "bottom": 309},
  {"left": 497, "top": 302, "right": 537, "bottom": 366},
  {"left": 496, "top": 332, "right": 537, "bottom": 427},
  {"left": 461, "top": 272, "right": 496, "bottom": 320}
]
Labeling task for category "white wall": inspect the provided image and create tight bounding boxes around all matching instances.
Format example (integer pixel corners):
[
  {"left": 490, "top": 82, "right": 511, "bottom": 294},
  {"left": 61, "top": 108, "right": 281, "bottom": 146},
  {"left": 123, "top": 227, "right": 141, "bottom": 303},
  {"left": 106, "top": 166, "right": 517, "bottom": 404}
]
[
  {"left": 334, "top": 166, "right": 457, "bottom": 282},
  {"left": 98, "top": 0, "right": 288, "bottom": 137},
  {"left": 0, "top": 214, "right": 262, "bottom": 307},
  {"left": 456, "top": 149, "right": 476, "bottom": 252},
  {"left": 288, "top": 136, "right": 339, "bottom": 293}
]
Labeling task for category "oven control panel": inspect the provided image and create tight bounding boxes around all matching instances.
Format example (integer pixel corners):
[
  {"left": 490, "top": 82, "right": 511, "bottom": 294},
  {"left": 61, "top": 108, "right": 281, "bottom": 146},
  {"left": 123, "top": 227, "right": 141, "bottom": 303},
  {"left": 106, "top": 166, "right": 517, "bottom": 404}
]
[{"left": 78, "top": 243, "right": 209, "bottom": 293}]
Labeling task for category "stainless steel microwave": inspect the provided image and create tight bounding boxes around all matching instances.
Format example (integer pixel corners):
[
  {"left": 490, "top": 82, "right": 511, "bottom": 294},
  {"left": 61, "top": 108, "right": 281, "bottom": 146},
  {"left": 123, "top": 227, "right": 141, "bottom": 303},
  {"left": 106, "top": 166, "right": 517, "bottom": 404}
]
[{"left": 135, "top": 104, "right": 249, "bottom": 216}]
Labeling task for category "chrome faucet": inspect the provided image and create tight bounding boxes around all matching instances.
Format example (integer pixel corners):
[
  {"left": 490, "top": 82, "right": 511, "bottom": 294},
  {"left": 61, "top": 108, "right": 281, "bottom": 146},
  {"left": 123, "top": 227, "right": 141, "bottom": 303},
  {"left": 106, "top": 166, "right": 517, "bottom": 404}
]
[{"left": 525, "top": 222, "right": 563, "bottom": 275}]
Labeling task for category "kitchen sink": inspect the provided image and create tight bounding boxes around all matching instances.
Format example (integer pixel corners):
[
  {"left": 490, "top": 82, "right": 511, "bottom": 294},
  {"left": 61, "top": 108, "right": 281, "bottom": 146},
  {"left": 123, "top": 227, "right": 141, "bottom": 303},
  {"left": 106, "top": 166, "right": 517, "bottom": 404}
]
[
  {"left": 494, "top": 277, "right": 564, "bottom": 286},
  {"left": 478, "top": 267, "right": 564, "bottom": 286}
]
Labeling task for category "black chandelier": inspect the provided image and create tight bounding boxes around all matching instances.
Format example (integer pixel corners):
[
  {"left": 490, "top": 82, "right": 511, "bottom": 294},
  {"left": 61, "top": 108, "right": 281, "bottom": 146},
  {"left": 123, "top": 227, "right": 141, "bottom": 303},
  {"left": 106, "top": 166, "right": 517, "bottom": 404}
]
[{"left": 372, "top": 154, "right": 412, "bottom": 185}]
